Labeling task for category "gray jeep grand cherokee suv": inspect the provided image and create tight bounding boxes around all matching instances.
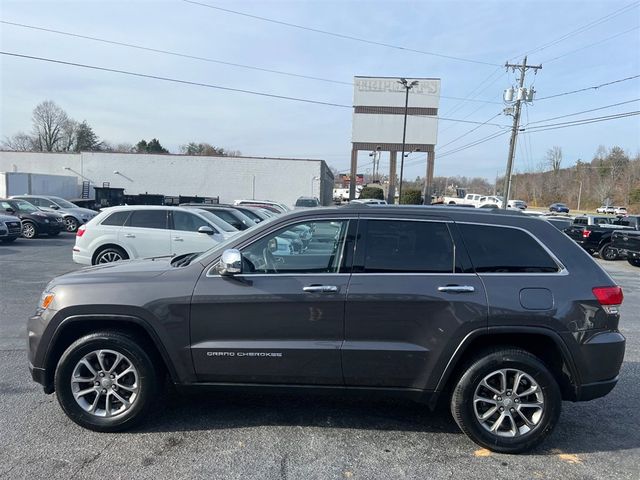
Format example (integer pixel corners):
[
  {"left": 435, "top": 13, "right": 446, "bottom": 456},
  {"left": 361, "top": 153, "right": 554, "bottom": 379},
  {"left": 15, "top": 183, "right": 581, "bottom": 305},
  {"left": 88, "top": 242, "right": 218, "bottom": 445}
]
[{"left": 28, "top": 205, "right": 625, "bottom": 453}]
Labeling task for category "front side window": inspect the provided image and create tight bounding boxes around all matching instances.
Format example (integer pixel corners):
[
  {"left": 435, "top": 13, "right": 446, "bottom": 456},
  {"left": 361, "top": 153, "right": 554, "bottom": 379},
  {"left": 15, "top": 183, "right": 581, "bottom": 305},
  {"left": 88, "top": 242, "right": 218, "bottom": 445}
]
[
  {"left": 14, "top": 200, "right": 38, "bottom": 213},
  {"left": 126, "top": 210, "right": 168, "bottom": 229},
  {"left": 362, "top": 220, "right": 455, "bottom": 273},
  {"left": 459, "top": 224, "right": 560, "bottom": 273},
  {"left": 173, "top": 211, "right": 212, "bottom": 232},
  {"left": 241, "top": 220, "right": 349, "bottom": 274}
]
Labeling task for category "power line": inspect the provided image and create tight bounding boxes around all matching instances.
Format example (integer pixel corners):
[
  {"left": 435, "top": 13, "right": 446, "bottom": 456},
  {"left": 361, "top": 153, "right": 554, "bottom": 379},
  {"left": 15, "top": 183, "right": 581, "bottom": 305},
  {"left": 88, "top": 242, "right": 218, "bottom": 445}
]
[
  {"left": 541, "top": 25, "right": 640, "bottom": 64},
  {"left": 526, "top": 98, "right": 640, "bottom": 125},
  {"left": 0, "top": 51, "right": 353, "bottom": 108},
  {"left": 0, "top": 51, "right": 507, "bottom": 126},
  {"left": 525, "top": 110, "right": 640, "bottom": 132},
  {"left": 182, "top": 0, "right": 501, "bottom": 67},
  {"left": 0, "top": 20, "right": 351, "bottom": 86},
  {"left": 0, "top": 20, "right": 502, "bottom": 104},
  {"left": 438, "top": 131, "right": 509, "bottom": 159},
  {"left": 537, "top": 75, "right": 640, "bottom": 101},
  {"left": 513, "top": 1, "right": 640, "bottom": 59},
  {"left": 437, "top": 113, "right": 502, "bottom": 149}
]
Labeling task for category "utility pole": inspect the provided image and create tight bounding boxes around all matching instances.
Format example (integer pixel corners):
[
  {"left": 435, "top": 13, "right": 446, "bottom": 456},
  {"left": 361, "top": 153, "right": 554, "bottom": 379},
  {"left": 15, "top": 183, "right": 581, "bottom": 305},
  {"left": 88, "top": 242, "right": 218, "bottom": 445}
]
[
  {"left": 398, "top": 78, "right": 418, "bottom": 202},
  {"left": 501, "top": 56, "right": 541, "bottom": 209}
]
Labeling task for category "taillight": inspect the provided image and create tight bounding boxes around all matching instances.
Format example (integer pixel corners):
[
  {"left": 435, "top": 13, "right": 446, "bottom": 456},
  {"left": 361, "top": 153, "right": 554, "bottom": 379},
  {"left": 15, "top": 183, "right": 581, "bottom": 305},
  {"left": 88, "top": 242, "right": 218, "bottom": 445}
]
[
  {"left": 76, "top": 225, "right": 86, "bottom": 237},
  {"left": 582, "top": 229, "right": 591, "bottom": 238},
  {"left": 593, "top": 286, "right": 623, "bottom": 314}
]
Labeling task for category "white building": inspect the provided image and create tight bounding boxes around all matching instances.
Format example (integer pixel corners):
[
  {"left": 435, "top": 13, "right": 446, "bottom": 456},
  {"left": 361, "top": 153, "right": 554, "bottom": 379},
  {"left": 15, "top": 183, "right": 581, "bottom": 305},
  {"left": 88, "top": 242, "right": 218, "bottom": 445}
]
[{"left": 0, "top": 151, "right": 334, "bottom": 207}]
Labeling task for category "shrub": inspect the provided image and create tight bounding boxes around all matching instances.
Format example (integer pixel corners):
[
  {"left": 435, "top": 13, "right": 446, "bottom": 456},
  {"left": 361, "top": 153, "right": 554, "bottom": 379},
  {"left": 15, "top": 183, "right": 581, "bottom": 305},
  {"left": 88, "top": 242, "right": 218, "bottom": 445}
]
[
  {"left": 358, "top": 186, "right": 384, "bottom": 200},
  {"left": 400, "top": 189, "right": 422, "bottom": 204}
]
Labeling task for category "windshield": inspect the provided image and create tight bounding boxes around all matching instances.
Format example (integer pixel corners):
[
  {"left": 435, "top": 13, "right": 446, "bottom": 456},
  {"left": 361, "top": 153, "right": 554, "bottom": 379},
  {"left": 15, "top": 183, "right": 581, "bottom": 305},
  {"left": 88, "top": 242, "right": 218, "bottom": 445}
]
[
  {"left": 295, "top": 198, "right": 319, "bottom": 207},
  {"left": 48, "top": 197, "right": 77, "bottom": 208},
  {"left": 14, "top": 200, "right": 39, "bottom": 212},
  {"left": 195, "top": 210, "right": 238, "bottom": 232}
]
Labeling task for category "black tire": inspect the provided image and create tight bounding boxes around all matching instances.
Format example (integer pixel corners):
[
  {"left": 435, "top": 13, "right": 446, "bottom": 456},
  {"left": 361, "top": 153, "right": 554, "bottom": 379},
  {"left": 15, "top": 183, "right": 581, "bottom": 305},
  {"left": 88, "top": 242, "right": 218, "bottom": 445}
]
[
  {"left": 450, "top": 348, "right": 561, "bottom": 454},
  {"left": 628, "top": 258, "right": 640, "bottom": 267},
  {"left": 1, "top": 237, "right": 17, "bottom": 243},
  {"left": 599, "top": 243, "right": 618, "bottom": 261},
  {"left": 93, "top": 246, "right": 129, "bottom": 265},
  {"left": 64, "top": 216, "right": 79, "bottom": 232},
  {"left": 21, "top": 221, "right": 37, "bottom": 239},
  {"left": 54, "top": 331, "right": 160, "bottom": 432}
]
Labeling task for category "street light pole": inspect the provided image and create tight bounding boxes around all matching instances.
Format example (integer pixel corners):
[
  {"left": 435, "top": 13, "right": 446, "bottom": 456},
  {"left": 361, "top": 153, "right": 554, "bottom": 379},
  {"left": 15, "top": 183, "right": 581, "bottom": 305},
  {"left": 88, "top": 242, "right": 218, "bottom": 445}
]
[{"left": 398, "top": 78, "right": 418, "bottom": 203}]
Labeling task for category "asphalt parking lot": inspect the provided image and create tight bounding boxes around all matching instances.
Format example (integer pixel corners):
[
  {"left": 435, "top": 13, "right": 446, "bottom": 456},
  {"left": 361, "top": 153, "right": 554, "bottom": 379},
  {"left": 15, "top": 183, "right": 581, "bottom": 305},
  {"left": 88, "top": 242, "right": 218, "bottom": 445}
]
[{"left": 1, "top": 234, "right": 639, "bottom": 480}]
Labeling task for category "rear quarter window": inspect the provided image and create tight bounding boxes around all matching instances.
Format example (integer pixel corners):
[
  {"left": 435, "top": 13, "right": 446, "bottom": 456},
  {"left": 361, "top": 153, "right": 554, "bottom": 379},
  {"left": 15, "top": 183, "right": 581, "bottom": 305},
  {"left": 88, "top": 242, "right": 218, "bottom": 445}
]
[
  {"left": 459, "top": 223, "right": 560, "bottom": 273},
  {"left": 101, "top": 211, "right": 131, "bottom": 226}
]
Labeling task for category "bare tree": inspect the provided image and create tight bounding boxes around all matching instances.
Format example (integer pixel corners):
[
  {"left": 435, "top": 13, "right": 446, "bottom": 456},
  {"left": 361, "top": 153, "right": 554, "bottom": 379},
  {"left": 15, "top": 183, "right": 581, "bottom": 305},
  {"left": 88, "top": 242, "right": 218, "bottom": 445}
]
[
  {"left": 2, "top": 132, "right": 36, "bottom": 151},
  {"left": 31, "top": 100, "right": 69, "bottom": 151}
]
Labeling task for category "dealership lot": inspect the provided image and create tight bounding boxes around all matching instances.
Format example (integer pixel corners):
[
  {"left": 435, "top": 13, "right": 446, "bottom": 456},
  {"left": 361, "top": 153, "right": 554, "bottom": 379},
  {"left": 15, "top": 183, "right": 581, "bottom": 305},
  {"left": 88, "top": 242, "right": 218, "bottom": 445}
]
[{"left": 1, "top": 235, "right": 639, "bottom": 479}]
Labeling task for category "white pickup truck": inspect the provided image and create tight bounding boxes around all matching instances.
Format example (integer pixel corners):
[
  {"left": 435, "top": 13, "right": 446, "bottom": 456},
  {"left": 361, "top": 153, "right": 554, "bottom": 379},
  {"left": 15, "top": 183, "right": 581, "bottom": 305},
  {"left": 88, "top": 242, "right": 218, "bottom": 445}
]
[{"left": 439, "top": 192, "right": 485, "bottom": 207}]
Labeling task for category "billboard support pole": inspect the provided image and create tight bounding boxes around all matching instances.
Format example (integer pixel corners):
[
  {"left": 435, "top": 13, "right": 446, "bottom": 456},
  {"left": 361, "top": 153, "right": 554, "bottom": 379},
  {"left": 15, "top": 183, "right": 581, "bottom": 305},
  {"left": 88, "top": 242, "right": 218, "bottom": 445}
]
[
  {"left": 348, "top": 146, "right": 358, "bottom": 200},
  {"left": 388, "top": 151, "right": 397, "bottom": 204},
  {"left": 423, "top": 151, "right": 435, "bottom": 205}
]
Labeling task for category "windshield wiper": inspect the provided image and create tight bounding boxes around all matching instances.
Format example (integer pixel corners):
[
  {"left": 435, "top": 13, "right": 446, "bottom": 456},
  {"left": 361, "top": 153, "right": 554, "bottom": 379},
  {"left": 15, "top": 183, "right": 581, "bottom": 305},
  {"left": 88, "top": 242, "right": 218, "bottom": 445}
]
[{"left": 170, "top": 252, "right": 200, "bottom": 267}]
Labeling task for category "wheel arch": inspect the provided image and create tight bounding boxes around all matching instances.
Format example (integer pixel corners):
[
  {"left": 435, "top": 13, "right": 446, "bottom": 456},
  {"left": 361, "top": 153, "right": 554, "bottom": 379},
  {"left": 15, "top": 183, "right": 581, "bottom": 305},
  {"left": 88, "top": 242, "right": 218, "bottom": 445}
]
[
  {"left": 91, "top": 243, "right": 131, "bottom": 264},
  {"left": 434, "top": 326, "right": 580, "bottom": 405},
  {"left": 42, "top": 314, "right": 178, "bottom": 394}
]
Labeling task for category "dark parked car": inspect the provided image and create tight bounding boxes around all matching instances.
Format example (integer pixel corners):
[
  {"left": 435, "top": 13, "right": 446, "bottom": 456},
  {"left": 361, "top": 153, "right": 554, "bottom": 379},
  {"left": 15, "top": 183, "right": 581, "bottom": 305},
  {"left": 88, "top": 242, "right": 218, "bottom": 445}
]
[
  {"left": 610, "top": 229, "right": 640, "bottom": 267},
  {"left": 549, "top": 203, "right": 569, "bottom": 213},
  {"left": 28, "top": 206, "right": 625, "bottom": 453},
  {"left": 565, "top": 215, "right": 640, "bottom": 259},
  {"left": 0, "top": 198, "right": 64, "bottom": 238},
  {"left": 11, "top": 195, "right": 97, "bottom": 232},
  {"left": 0, "top": 212, "right": 22, "bottom": 243}
]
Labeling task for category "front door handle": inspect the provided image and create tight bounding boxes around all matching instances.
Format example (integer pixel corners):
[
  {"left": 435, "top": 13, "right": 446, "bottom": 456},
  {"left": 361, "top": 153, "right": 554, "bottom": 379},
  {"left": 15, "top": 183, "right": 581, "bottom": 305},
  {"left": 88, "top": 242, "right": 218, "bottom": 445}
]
[
  {"left": 173, "top": 237, "right": 184, "bottom": 242},
  {"left": 124, "top": 233, "right": 136, "bottom": 238},
  {"left": 303, "top": 285, "right": 339, "bottom": 293},
  {"left": 437, "top": 285, "right": 475, "bottom": 293}
]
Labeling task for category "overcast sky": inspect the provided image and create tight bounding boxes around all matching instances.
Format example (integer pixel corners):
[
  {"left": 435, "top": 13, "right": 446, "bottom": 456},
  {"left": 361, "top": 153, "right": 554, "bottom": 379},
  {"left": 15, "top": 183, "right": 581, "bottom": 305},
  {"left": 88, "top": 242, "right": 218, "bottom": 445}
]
[{"left": 1, "top": 0, "right": 639, "bottom": 180}]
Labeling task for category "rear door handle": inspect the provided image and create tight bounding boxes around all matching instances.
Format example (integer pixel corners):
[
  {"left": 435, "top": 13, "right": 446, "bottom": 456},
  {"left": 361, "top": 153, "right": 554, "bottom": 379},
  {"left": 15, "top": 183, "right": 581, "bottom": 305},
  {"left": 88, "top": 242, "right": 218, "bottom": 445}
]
[
  {"left": 124, "top": 234, "right": 136, "bottom": 238},
  {"left": 173, "top": 237, "right": 184, "bottom": 242},
  {"left": 303, "top": 285, "right": 339, "bottom": 293},
  {"left": 437, "top": 285, "right": 475, "bottom": 293}
]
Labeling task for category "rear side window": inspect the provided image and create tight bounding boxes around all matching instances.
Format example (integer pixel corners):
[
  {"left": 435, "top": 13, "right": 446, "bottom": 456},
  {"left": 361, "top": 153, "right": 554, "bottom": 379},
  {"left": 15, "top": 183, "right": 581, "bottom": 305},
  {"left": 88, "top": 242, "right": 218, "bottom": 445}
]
[
  {"left": 459, "top": 224, "right": 559, "bottom": 273},
  {"left": 101, "top": 211, "right": 130, "bottom": 226},
  {"left": 126, "top": 210, "right": 168, "bottom": 229},
  {"left": 574, "top": 218, "right": 587, "bottom": 225},
  {"left": 173, "top": 211, "right": 213, "bottom": 232},
  {"left": 208, "top": 209, "right": 243, "bottom": 229},
  {"left": 362, "top": 220, "right": 455, "bottom": 273}
]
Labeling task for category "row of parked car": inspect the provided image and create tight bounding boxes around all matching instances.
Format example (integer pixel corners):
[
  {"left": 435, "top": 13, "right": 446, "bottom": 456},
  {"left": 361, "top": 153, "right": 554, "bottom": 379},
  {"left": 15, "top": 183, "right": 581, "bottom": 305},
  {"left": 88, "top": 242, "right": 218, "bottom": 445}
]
[{"left": 524, "top": 210, "right": 640, "bottom": 268}]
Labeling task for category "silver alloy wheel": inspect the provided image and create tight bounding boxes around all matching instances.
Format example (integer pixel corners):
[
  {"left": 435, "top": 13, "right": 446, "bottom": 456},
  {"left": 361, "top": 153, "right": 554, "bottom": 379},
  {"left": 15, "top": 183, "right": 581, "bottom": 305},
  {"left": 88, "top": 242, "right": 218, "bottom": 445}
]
[
  {"left": 64, "top": 217, "right": 78, "bottom": 232},
  {"left": 70, "top": 349, "right": 139, "bottom": 418},
  {"left": 22, "top": 222, "right": 36, "bottom": 238},
  {"left": 97, "top": 250, "right": 123, "bottom": 263},
  {"left": 473, "top": 368, "right": 545, "bottom": 437}
]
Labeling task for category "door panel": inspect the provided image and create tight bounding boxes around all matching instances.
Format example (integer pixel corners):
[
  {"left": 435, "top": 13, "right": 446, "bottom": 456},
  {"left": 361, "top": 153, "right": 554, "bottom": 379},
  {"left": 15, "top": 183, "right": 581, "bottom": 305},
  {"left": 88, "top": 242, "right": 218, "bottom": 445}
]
[
  {"left": 190, "top": 219, "right": 353, "bottom": 385},
  {"left": 171, "top": 210, "right": 225, "bottom": 256},
  {"left": 120, "top": 209, "right": 170, "bottom": 258},
  {"left": 343, "top": 219, "right": 488, "bottom": 389}
]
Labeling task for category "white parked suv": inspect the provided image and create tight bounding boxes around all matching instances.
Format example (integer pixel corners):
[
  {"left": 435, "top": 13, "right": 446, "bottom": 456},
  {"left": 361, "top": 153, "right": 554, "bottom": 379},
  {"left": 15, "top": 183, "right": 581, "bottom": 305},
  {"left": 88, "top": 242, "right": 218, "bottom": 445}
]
[{"left": 72, "top": 206, "right": 238, "bottom": 265}]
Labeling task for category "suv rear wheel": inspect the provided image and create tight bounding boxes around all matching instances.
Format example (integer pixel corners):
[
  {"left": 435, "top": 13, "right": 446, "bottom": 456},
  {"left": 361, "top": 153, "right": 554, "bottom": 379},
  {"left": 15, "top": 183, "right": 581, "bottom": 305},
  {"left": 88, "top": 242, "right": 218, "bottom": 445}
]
[
  {"left": 628, "top": 258, "right": 640, "bottom": 267},
  {"left": 54, "top": 331, "right": 160, "bottom": 432},
  {"left": 93, "top": 246, "right": 128, "bottom": 264},
  {"left": 450, "top": 348, "right": 561, "bottom": 453},
  {"left": 64, "top": 216, "right": 79, "bottom": 232}
]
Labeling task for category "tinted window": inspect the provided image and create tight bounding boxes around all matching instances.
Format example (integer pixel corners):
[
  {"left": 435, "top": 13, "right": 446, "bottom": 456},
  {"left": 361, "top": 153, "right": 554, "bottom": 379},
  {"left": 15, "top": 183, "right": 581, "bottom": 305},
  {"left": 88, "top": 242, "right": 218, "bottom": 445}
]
[
  {"left": 173, "top": 211, "right": 211, "bottom": 232},
  {"left": 362, "top": 220, "right": 455, "bottom": 273},
  {"left": 207, "top": 209, "right": 244, "bottom": 229},
  {"left": 459, "top": 224, "right": 559, "bottom": 273},
  {"left": 23, "top": 197, "right": 45, "bottom": 207},
  {"left": 242, "top": 220, "right": 348, "bottom": 274},
  {"left": 574, "top": 218, "right": 587, "bottom": 225},
  {"left": 295, "top": 198, "right": 319, "bottom": 207},
  {"left": 101, "top": 211, "right": 130, "bottom": 226},
  {"left": 127, "top": 210, "right": 167, "bottom": 229}
]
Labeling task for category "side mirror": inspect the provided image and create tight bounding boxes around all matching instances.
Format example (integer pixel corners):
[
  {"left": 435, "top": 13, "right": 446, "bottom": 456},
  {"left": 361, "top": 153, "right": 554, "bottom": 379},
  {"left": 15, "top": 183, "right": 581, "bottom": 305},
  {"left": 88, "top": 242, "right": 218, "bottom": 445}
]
[
  {"left": 198, "top": 225, "right": 214, "bottom": 235},
  {"left": 219, "top": 249, "right": 242, "bottom": 275},
  {"left": 49, "top": 204, "right": 60, "bottom": 210}
]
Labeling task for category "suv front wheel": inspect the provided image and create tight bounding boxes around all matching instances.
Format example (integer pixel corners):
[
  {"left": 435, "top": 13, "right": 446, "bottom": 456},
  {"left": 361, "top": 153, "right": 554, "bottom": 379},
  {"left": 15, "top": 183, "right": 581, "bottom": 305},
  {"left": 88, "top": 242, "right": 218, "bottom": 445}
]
[
  {"left": 54, "top": 331, "right": 160, "bottom": 432},
  {"left": 451, "top": 348, "right": 561, "bottom": 453}
]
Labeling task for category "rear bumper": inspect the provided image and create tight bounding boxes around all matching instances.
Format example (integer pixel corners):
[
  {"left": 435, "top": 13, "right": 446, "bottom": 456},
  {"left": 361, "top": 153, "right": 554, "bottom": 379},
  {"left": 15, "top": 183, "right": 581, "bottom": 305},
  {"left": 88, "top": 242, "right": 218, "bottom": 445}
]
[
  {"left": 72, "top": 247, "right": 92, "bottom": 265},
  {"left": 573, "top": 331, "right": 625, "bottom": 401}
]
